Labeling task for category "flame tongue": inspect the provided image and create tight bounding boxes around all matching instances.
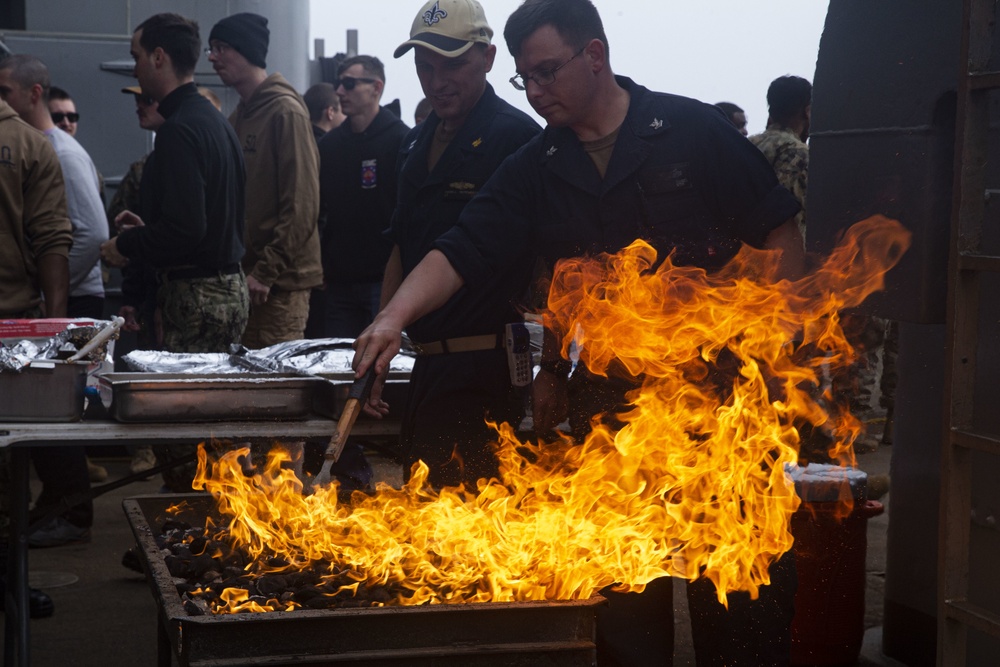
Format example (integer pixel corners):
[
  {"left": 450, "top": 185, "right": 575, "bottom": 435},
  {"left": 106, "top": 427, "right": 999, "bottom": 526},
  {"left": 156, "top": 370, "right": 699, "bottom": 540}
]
[{"left": 190, "top": 216, "right": 910, "bottom": 613}]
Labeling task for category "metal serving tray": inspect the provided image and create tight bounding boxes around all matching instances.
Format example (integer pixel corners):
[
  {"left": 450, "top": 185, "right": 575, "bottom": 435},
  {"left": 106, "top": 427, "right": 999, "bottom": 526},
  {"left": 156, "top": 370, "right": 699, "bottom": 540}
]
[
  {"left": 0, "top": 360, "right": 88, "bottom": 422},
  {"left": 99, "top": 372, "right": 327, "bottom": 423}
]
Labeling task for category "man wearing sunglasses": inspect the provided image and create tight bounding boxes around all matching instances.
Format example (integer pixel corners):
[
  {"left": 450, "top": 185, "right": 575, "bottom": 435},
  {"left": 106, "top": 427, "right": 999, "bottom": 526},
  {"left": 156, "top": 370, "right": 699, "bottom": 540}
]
[
  {"left": 354, "top": 0, "right": 804, "bottom": 665},
  {"left": 317, "top": 55, "right": 409, "bottom": 339},
  {"left": 207, "top": 12, "right": 322, "bottom": 348},
  {"left": 48, "top": 86, "right": 79, "bottom": 136}
]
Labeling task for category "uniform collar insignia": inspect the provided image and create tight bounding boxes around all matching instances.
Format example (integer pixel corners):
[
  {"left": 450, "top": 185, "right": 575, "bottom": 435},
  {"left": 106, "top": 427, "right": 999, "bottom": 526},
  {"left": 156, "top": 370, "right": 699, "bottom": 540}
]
[
  {"left": 650, "top": 118, "right": 663, "bottom": 130},
  {"left": 472, "top": 137, "right": 483, "bottom": 148},
  {"left": 546, "top": 145, "right": 558, "bottom": 156}
]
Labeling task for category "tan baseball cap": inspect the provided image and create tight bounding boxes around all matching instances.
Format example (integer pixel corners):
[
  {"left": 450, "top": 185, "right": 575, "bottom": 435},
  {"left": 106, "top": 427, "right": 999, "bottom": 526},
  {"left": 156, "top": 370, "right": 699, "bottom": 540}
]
[
  {"left": 121, "top": 86, "right": 143, "bottom": 95},
  {"left": 394, "top": 0, "right": 493, "bottom": 59}
]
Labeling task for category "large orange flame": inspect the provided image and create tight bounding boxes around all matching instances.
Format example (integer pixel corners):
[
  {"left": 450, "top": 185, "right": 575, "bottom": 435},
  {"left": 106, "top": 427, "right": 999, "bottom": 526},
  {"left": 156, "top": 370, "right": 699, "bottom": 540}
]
[{"left": 188, "top": 216, "right": 909, "bottom": 613}]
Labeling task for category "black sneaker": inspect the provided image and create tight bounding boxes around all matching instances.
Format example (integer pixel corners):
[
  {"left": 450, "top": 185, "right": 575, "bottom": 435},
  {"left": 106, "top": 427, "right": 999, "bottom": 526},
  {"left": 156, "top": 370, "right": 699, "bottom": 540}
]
[
  {"left": 27, "top": 517, "right": 92, "bottom": 549},
  {"left": 0, "top": 576, "right": 54, "bottom": 619},
  {"left": 121, "top": 546, "right": 144, "bottom": 574}
]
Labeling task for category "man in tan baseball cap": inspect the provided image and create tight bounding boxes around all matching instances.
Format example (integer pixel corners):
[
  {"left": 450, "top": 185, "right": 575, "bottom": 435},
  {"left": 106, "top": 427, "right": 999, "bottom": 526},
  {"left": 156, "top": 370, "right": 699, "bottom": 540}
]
[
  {"left": 370, "top": 0, "right": 541, "bottom": 490},
  {"left": 394, "top": 0, "right": 492, "bottom": 58}
]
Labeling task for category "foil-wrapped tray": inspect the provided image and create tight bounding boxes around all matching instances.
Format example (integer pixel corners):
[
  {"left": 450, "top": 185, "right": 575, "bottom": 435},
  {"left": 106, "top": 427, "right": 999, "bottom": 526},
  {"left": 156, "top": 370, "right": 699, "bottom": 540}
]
[{"left": 99, "top": 373, "right": 328, "bottom": 423}]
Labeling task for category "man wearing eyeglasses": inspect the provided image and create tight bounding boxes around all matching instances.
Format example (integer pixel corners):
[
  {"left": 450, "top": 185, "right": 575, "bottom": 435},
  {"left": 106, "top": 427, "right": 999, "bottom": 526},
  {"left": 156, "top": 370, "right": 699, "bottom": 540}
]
[
  {"left": 354, "top": 0, "right": 803, "bottom": 664},
  {"left": 370, "top": 0, "right": 541, "bottom": 489},
  {"left": 207, "top": 12, "right": 323, "bottom": 348},
  {"left": 317, "top": 55, "right": 410, "bottom": 339}
]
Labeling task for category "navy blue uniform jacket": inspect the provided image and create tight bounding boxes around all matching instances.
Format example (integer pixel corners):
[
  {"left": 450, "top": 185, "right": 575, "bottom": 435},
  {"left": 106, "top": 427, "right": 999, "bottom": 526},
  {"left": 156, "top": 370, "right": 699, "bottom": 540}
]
[
  {"left": 389, "top": 84, "right": 541, "bottom": 343},
  {"left": 435, "top": 77, "right": 800, "bottom": 288}
]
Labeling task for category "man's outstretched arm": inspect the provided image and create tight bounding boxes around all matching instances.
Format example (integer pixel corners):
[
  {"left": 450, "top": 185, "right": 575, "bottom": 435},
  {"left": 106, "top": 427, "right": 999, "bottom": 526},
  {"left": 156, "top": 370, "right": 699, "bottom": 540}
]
[{"left": 352, "top": 249, "right": 464, "bottom": 376}]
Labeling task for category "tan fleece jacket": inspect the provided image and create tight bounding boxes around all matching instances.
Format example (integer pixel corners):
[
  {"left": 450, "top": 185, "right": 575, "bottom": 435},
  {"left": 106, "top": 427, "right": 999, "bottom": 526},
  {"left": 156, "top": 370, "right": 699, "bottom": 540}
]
[
  {"left": 0, "top": 99, "right": 73, "bottom": 316},
  {"left": 229, "top": 73, "right": 323, "bottom": 291}
]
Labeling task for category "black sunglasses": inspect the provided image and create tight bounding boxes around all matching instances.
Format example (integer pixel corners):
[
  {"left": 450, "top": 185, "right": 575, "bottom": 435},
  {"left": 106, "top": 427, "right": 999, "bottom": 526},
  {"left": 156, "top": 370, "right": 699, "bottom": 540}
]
[
  {"left": 337, "top": 76, "right": 377, "bottom": 91},
  {"left": 51, "top": 112, "right": 80, "bottom": 123}
]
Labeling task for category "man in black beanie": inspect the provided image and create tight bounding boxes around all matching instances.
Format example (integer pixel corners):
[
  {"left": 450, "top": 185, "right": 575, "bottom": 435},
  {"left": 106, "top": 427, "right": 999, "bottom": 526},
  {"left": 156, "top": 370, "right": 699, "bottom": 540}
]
[{"left": 208, "top": 12, "right": 323, "bottom": 348}]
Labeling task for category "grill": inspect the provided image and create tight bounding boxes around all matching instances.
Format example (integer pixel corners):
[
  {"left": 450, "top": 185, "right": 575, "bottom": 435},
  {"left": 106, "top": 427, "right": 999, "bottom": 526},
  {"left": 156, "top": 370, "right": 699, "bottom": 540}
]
[{"left": 124, "top": 494, "right": 604, "bottom": 667}]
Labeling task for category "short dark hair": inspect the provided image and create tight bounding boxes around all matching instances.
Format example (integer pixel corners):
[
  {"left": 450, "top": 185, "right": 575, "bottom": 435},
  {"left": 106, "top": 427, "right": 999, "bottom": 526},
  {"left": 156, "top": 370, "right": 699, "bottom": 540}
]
[
  {"left": 303, "top": 82, "right": 339, "bottom": 121},
  {"left": 338, "top": 55, "right": 385, "bottom": 83},
  {"left": 0, "top": 54, "right": 51, "bottom": 100},
  {"left": 48, "top": 85, "right": 72, "bottom": 102},
  {"left": 504, "top": 0, "right": 608, "bottom": 60},
  {"left": 766, "top": 76, "right": 811, "bottom": 125},
  {"left": 715, "top": 101, "right": 743, "bottom": 117},
  {"left": 135, "top": 13, "right": 201, "bottom": 77}
]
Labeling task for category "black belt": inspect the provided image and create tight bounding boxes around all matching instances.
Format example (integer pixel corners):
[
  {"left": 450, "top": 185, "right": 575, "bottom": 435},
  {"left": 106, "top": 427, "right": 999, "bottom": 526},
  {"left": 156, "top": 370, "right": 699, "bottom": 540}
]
[
  {"left": 413, "top": 334, "right": 503, "bottom": 355},
  {"left": 160, "top": 264, "right": 241, "bottom": 281}
]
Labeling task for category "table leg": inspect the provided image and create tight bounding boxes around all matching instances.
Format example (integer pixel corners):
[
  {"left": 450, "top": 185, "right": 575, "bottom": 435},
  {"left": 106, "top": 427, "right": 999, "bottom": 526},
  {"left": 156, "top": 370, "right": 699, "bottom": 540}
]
[{"left": 3, "top": 447, "right": 30, "bottom": 667}]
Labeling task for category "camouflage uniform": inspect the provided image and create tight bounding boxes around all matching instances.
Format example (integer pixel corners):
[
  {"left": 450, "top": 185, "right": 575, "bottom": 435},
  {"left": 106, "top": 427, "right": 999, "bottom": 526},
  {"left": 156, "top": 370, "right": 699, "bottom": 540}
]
[
  {"left": 158, "top": 271, "right": 249, "bottom": 354},
  {"left": 157, "top": 271, "right": 249, "bottom": 492},
  {"left": 106, "top": 157, "right": 145, "bottom": 224},
  {"left": 749, "top": 124, "right": 808, "bottom": 244}
]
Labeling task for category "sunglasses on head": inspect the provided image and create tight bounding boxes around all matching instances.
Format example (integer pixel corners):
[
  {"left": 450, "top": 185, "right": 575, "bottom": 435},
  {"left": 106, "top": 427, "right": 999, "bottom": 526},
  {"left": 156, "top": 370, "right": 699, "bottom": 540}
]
[
  {"left": 337, "top": 76, "right": 377, "bottom": 91},
  {"left": 51, "top": 112, "right": 79, "bottom": 123}
]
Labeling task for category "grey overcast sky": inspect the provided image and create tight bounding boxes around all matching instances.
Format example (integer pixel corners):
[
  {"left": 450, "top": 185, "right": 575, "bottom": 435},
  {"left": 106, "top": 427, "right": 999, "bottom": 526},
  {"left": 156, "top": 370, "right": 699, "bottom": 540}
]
[{"left": 310, "top": 0, "right": 829, "bottom": 135}]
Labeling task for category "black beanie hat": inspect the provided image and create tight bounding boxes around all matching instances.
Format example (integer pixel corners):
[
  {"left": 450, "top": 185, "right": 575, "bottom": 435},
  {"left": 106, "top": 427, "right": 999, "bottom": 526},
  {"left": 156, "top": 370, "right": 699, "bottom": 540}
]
[{"left": 210, "top": 13, "right": 269, "bottom": 69}]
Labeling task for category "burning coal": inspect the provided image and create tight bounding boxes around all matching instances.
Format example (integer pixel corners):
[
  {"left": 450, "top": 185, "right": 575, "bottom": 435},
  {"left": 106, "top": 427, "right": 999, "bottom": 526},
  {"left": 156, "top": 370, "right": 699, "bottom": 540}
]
[{"left": 184, "top": 217, "right": 909, "bottom": 614}]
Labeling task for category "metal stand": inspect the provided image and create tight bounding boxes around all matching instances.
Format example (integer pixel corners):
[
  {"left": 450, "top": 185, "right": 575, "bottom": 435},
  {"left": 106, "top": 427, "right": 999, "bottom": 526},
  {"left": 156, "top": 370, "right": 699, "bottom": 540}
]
[{"left": 0, "top": 418, "right": 397, "bottom": 667}]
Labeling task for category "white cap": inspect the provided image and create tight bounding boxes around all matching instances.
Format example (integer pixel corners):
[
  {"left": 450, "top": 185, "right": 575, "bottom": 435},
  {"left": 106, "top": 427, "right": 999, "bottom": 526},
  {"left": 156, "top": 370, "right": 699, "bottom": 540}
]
[{"left": 394, "top": 0, "right": 493, "bottom": 59}]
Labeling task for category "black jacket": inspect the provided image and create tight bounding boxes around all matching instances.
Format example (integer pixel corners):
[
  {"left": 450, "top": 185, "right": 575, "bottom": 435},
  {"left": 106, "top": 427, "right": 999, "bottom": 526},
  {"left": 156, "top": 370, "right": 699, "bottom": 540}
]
[
  {"left": 318, "top": 107, "right": 410, "bottom": 283},
  {"left": 389, "top": 84, "right": 540, "bottom": 342},
  {"left": 437, "top": 77, "right": 800, "bottom": 289},
  {"left": 117, "top": 83, "right": 246, "bottom": 270}
]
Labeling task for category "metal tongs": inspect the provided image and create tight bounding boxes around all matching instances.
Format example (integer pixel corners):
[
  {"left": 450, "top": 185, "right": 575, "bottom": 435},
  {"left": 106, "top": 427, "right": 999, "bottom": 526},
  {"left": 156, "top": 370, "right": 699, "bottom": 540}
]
[{"left": 66, "top": 316, "right": 124, "bottom": 362}]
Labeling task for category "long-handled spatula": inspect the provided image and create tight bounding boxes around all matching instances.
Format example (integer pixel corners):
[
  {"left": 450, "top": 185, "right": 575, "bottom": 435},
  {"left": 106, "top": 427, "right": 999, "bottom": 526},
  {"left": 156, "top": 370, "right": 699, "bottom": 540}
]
[{"left": 312, "top": 366, "right": 377, "bottom": 488}]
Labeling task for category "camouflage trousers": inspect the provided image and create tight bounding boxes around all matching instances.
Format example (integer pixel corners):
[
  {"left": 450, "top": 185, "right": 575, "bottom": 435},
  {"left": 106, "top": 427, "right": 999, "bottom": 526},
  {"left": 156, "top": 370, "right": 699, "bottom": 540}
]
[
  {"left": 157, "top": 270, "right": 249, "bottom": 491},
  {"left": 832, "top": 313, "right": 888, "bottom": 416},
  {"left": 158, "top": 270, "right": 249, "bottom": 354}
]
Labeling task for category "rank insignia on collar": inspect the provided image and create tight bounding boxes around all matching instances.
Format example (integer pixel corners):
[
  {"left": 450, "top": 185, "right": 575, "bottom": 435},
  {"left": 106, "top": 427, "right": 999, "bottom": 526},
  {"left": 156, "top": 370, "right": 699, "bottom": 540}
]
[
  {"left": 472, "top": 137, "right": 482, "bottom": 148},
  {"left": 546, "top": 145, "right": 558, "bottom": 156},
  {"left": 650, "top": 118, "right": 663, "bottom": 130}
]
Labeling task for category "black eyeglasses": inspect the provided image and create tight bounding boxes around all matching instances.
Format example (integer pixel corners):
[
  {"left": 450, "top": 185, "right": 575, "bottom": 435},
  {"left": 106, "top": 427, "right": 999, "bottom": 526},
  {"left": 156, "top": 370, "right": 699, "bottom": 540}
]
[
  {"left": 51, "top": 112, "right": 80, "bottom": 123},
  {"left": 337, "top": 76, "right": 377, "bottom": 91},
  {"left": 510, "top": 46, "right": 586, "bottom": 91},
  {"left": 205, "top": 43, "right": 230, "bottom": 57}
]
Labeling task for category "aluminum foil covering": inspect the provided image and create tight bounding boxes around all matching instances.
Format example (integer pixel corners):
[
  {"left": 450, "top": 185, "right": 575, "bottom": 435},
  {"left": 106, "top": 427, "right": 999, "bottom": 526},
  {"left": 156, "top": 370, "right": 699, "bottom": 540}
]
[
  {"left": 122, "top": 351, "right": 238, "bottom": 374},
  {"left": 787, "top": 463, "right": 868, "bottom": 502},
  {"left": 123, "top": 338, "right": 415, "bottom": 375},
  {"left": 0, "top": 321, "right": 112, "bottom": 373}
]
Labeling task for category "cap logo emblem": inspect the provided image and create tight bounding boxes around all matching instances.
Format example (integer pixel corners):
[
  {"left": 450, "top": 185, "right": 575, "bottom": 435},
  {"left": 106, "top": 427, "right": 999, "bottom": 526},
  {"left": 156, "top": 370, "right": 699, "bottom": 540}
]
[
  {"left": 422, "top": 1, "right": 448, "bottom": 26},
  {"left": 650, "top": 118, "right": 663, "bottom": 130}
]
